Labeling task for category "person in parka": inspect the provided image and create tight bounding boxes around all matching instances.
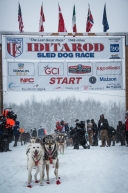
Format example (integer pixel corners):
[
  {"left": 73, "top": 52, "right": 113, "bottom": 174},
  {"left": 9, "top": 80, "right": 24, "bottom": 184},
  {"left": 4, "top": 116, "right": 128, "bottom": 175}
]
[
  {"left": 98, "top": 114, "right": 109, "bottom": 147},
  {"left": 116, "top": 121, "right": 125, "bottom": 146},
  {"left": 91, "top": 119, "right": 98, "bottom": 146},
  {"left": 13, "top": 121, "right": 20, "bottom": 147},
  {"left": 73, "top": 120, "right": 87, "bottom": 149},
  {"left": 107, "top": 126, "right": 116, "bottom": 146}
]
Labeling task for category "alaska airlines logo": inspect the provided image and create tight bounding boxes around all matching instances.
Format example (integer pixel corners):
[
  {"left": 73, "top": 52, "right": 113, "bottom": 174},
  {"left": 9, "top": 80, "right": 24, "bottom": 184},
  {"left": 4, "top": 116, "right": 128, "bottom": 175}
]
[{"left": 100, "top": 77, "right": 117, "bottom": 81}]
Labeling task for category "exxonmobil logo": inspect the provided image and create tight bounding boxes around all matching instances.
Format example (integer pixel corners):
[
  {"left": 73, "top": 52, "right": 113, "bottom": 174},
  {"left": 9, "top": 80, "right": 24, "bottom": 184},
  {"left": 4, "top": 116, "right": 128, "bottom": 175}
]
[
  {"left": 97, "top": 66, "right": 120, "bottom": 71},
  {"left": 26, "top": 43, "right": 104, "bottom": 52},
  {"left": 20, "top": 78, "right": 34, "bottom": 83}
]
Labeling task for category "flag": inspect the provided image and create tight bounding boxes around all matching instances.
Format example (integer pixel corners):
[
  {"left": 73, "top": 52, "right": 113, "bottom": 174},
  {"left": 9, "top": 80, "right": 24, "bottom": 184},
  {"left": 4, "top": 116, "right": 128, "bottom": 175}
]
[
  {"left": 72, "top": 5, "right": 77, "bottom": 32},
  {"left": 39, "top": 2, "right": 45, "bottom": 32},
  {"left": 102, "top": 3, "right": 109, "bottom": 32},
  {"left": 58, "top": 3, "right": 67, "bottom": 32},
  {"left": 86, "top": 4, "right": 94, "bottom": 32},
  {"left": 18, "top": 3, "right": 24, "bottom": 32}
]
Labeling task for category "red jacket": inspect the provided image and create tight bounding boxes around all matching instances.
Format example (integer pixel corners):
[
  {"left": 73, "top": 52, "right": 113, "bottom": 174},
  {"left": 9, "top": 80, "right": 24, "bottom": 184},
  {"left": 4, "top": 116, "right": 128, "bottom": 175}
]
[
  {"left": 125, "top": 119, "right": 128, "bottom": 131},
  {"left": 56, "top": 122, "right": 63, "bottom": 132}
]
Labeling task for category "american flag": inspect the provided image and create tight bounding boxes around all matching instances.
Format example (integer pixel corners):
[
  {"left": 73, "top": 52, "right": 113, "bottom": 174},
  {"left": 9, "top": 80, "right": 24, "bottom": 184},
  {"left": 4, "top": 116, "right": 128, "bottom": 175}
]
[
  {"left": 39, "top": 2, "right": 45, "bottom": 32},
  {"left": 18, "top": 3, "right": 24, "bottom": 33},
  {"left": 86, "top": 4, "right": 94, "bottom": 32}
]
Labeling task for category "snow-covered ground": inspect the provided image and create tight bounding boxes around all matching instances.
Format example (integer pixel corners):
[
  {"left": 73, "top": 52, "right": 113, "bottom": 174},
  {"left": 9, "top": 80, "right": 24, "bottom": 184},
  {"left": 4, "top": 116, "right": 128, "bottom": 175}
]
[{"left": 0, "top": 141, "right": 128, "bottom": 193}]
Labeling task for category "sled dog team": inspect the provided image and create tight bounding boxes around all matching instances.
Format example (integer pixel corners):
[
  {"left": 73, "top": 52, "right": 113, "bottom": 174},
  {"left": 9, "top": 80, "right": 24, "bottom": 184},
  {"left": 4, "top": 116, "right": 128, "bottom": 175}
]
[{"left": 26, "top": 134, "right": 67, "bottom": 187}]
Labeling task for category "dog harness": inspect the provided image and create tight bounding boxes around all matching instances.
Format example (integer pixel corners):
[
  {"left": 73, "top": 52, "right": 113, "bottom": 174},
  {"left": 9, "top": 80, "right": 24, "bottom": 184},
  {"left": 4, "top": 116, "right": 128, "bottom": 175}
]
[
  {"left": 32, "top": 155, "right": 42, "bottom": 166},
  {"left": 44, "top": 144, "right": 58, "bottom": 164}
]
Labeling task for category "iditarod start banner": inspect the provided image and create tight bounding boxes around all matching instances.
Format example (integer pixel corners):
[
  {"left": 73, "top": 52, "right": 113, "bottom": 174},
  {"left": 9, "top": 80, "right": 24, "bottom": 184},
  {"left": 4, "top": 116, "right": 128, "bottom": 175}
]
[{"left": 4, "top": 36, "right": 124, "bottom": 91}]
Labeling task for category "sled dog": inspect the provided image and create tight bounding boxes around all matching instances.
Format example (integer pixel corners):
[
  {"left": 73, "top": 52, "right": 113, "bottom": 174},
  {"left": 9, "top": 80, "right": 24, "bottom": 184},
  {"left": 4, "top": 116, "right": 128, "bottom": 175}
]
[
  {"left": 57, "top": 133, "right": 67, "bottom": 154},
  {"left": 26, "top": 137, "right": 37, "bottom": 169},
  {"left": 43, "top": 136, "right": 61, "bottom": 185},
  {"left": 27, "top": 143, "right": 44, "bottom": 187}
]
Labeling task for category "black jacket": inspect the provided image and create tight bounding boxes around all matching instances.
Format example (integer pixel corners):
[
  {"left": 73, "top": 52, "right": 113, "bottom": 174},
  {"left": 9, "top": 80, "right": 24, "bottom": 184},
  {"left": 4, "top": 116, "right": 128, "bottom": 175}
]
[{"left": 98, "top": 119, "right": 109, "bottom": 131}]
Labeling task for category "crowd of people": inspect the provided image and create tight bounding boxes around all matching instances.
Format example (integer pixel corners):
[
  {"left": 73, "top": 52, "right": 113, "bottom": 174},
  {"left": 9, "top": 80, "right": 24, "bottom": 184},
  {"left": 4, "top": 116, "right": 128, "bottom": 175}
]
[
  {"left": 55, "top": 112, "right": 128, "bottom": 149},
  {"left": 1, "top": 108, "right": 128, "bottom": 152}
]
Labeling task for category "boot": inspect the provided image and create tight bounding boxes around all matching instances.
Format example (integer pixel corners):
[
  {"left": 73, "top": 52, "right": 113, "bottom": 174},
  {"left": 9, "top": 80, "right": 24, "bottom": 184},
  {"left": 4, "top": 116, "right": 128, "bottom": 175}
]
[
  {"left": 112, "top": 141, "right": 115, "bottom": 146},
  {"left": 100, "top": 140, "right": 105, "bottom": 147},
  {"left": 106, "top": 140, "right": 110, "bottom": 147}
]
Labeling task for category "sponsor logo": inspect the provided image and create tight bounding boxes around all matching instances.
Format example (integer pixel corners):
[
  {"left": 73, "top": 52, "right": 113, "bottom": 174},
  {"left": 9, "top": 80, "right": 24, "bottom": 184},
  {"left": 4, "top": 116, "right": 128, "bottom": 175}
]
[
  {"left": 68, "top": 64, "right": 91, "bottom": 74},
  {"left": 89, "top": 76, "right": 97, "bottom": 84},
  {"left": 8, "top": 82, "right": 20, "bottom": 90},
  {"left": 12, "top": 63, "right": 30, "bottom": 76},
  {"left": 84, "top": 86, "right": 88, "bottom": 90},
  {"left": 88, "top": 87, "right": 104, "bottom": 90},
  {"left": 65, "top": 87, "right": 79, "bottom": 90},
  {"left": 44, "top": 65, "right": 59, "bottom": 75},
  {"left": 55, "top": 87, "right": 61, "bottom": 90},
  {"left": 20, "top": 78, "right": 34, "bottom": 83},
  {"left": 109, "top": 54, "right": 120, "bottom": 59},
  {"left": 7, "top": 38, "right": 23, "bottom": 57},
  {"left": 106, "top": 83, "right": 121, "bottom": 89},
  {"left": 110, "top": 44, "right": 119, "bottom": 52},
  {"left": 97, "top": 66, "right": 120, "bottom": 71},
  {"left": 18, "top": 63, "right": 24, "bottom": 69},
  {"left": 22, "top": 88, "right": 46, "bottom": 91},
  {"left": 84, "top": 85, "right": 92, "bottom": 90},
  {"left": 100, "top": 77, "right": 117, "bottom": 81},
  {"left": 13, "top": 63, "right": 29, "bottom": 73}
]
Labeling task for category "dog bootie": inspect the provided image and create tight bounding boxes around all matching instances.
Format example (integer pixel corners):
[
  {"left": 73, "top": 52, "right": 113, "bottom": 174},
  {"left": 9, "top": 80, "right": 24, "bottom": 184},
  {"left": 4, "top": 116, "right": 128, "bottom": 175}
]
[
  {"left": 27, "top": 184, "right": 32, "bottom": 188},
  {"left": 35, "top": 180, "right": 39, "bottom": 183},
  {"left": 56, "top": 179, "right": 61, "bottom": 185}
]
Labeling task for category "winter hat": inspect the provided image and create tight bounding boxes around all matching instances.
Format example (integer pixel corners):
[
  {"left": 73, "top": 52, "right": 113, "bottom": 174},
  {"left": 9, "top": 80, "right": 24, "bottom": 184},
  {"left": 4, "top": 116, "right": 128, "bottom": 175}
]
[
  {"left": 75, "top": 119, "right": 79, "bottom": 122},
  {"left": 91, "top": 119, "right": 94, "bottom": 123}
]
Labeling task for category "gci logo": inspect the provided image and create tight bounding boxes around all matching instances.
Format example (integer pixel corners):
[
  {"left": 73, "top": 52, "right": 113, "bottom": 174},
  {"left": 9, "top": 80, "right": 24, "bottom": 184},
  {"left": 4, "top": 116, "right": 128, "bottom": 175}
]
[
  {"left": 44, "top": 67, "right": 59, "bottom": 75},
  {"left": 20, "top": 78, "right": 34, "bottom": 83}
]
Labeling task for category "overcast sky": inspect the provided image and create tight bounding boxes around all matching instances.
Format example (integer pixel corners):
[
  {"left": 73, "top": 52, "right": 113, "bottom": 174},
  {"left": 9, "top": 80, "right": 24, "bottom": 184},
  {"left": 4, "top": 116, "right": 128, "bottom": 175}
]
[{"left": 0, "top": 0, "right": 127, "bottom": 105}]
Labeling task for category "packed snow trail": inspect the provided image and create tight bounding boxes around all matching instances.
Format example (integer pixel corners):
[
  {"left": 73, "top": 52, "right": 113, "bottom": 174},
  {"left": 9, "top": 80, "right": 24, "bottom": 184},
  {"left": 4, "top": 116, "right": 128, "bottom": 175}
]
[{"left": 0, "top": 141, "right": 128, "bottom": 193}]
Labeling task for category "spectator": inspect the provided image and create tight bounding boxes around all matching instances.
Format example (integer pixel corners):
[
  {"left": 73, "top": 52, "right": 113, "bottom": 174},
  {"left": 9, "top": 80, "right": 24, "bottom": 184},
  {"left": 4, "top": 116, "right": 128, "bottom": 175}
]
[
  {"left": 38, "top": 126, "right": 47, "bottom": 139},
  {"left": 56, "top": 121, "right": 63, "bottom": 133},
  {"left": 107, "top": 126, "right": 116, "bottom": 146},
  {"left": 116, "top": 121, "right": 125, "bottom": 146},
  {"left": 87, "top": 120, "right": 93, "bottom": 146},
  {"left": 98, "top": 114, "right": 109, "bottom": 147},
  {"left": 125, "top": 111, "right": 128, "bottom": 146},
  {"left": 91, "top": 119, "right": 98, "bottom": 146},
  {"left": 30, "top": 128, "right": 37, "bottom": 138},
  {"left": 19, "top": 127, "right": 25, "bottom": 146},
  {"left": 13, "top": 121, "right": 20, "bottom": 147}
]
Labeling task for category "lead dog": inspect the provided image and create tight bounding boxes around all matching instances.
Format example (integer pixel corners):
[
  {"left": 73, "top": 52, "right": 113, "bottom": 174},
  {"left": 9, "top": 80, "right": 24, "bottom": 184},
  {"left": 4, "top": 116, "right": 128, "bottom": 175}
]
[
  {"left": 26, "top": 137, "right": 37, "bottom": 169},
  {"left": 43, "top": 136, "right": 61, "bottom": 185},
  {"left": 27, "top": 143, "right": 44, "bottom": 187}
]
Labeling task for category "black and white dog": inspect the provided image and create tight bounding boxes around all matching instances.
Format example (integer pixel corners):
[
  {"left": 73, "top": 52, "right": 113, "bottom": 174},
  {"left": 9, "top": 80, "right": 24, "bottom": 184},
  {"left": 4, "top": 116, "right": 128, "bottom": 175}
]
[{"left": 43, "top": 135, "right": 61, "bottom": 185}]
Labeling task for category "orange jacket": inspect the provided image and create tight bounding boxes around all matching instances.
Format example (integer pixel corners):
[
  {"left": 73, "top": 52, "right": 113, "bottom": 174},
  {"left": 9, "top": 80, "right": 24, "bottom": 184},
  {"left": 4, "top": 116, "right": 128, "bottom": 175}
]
[
  {"left": 19, "top": 128, "right": 25, "bottom": 133},
  {"left": 5, "top": 118, "right": 15, "bottom": 128}
]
